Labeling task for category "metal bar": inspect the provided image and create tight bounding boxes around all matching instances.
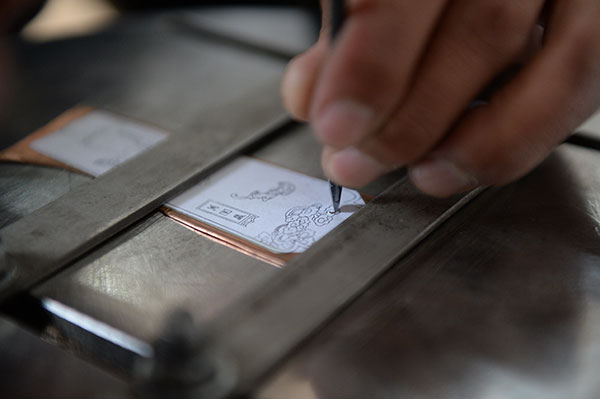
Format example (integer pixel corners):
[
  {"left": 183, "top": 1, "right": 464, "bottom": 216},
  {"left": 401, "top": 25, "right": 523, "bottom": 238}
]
[
  {"left": 209, "top": 181, "right": 485, "bottom": 396},
  {"left": 170, "top": 14, "right": 297, "bottom": 62},
  {"left": 566, "top": 132, "right": 600, "bottom": 152},
  {"left": 0, "top": 79, "right": 289, "bottom": 303}
]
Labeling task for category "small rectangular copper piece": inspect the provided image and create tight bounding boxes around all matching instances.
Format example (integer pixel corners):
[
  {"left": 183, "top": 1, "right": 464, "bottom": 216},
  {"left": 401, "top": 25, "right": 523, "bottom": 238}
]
[
  {"left": 0, "top": 105, "right": 95, "bottom": 175},
  {"left": 161, "top": 206, "right": 294, "bottom": 267}
]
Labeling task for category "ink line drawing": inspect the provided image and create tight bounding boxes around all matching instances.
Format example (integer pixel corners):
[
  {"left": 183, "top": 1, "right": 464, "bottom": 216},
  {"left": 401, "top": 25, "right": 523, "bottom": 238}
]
[
  {"left": 256, "top": 203, "right": 337, "bottom": 252},
  {"left": 231, "top": 181, "right": 295, "bottom": 202},
  {"left": 197, "top": 200, "right": 258, "bottom": 227},
  {"left": 81, "top": 126, "right": 155, "bottom": 169}
]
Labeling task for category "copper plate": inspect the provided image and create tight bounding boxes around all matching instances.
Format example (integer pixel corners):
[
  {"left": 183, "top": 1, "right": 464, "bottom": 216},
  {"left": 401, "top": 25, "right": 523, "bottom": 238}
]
[{"left": 0, "top": 105, "right": 94, "bottom": 175}]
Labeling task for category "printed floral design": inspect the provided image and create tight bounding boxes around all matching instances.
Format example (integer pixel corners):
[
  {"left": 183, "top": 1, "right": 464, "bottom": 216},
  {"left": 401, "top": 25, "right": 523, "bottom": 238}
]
[
  {"left": 257, "top": 203, "right": 336, "bottom": 252},
  {"left": 231, "top": 181, "right": 295, "bottom": 202}
]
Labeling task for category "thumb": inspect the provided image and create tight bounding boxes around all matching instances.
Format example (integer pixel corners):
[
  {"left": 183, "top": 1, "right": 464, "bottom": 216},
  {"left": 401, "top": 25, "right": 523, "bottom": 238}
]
[{"left": 281, "top": 36, "right": 328, "bottom": 121}]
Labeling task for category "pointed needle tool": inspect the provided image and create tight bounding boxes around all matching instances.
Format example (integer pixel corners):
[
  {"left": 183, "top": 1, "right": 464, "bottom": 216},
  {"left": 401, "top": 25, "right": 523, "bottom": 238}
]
[
  {"left": 330, "top": 181, "right": 343, "bottom": 213},
  {"left": 328, "top": 0, "right": 346, "bottom": 213}
]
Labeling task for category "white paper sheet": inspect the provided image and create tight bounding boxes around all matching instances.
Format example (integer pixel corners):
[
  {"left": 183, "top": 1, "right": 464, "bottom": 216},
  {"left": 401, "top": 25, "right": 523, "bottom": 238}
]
[
  {"left": 167, "top": 157, "right": 365, "bottom": 253},
  {"left": 31, "top": 110, "right": 168, "bottom": 176}
]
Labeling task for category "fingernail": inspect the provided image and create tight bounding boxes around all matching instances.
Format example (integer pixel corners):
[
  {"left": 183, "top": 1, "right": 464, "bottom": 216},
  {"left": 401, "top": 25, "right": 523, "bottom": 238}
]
[
  {"left": 314, "top": 100, "right": 374, "bottom": 146},
  {"left": 324, "top": 146, "right": 389, "bottom": 187},
  {"left": 409, "top": 157, "right": 479, "bottom": 197}
]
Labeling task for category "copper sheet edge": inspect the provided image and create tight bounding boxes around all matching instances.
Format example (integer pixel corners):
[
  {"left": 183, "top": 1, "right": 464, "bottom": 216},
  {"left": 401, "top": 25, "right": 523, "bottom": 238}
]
[
  {"left": 162, "top": 207, "right": 293, "bottom": 268},
  {"left": 0, "top": 105, "right": 94, "bottom": 175}
]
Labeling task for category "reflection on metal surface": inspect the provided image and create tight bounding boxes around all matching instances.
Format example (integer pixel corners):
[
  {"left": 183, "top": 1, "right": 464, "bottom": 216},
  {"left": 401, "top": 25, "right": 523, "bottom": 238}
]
[
  {"left": 9, "top": 9, "right": 600, "bottom": 397},
  {"left": 0, "top": 109, "right": 293, "bottom": 268},
  {"left": 0, "top": 316, "right": 130, "bottom": 398},
  {"left": 34, "top": 210, "right": 278, "bottom": 344},
  {"left": 1, "top": 109, "right": 371, "bottom": 268},
  {"left": 42, "top": 297, "right": 153, "bottom": 358},
  {"left": 588, "top": 197, "right": 600, "bottom": 237},
  {"left": 259, "top": 145, "right": 600, "bottom": 398},
  {"left": 133, "top": 310, "right": 238, "bottom": 399},
  {"left": 0, "top": 78, "right": 289, "bottom": 302},
  {"left": 209, "top": 182, "right": 484, "bottom": 395},
  {"left": 171, "top": 7, "right": 318, "bottom": 61}
]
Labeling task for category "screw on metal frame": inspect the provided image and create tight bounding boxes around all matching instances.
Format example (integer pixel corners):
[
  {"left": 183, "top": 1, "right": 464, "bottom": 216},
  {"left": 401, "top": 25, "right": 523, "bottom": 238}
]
[{"left": 133, "top": 310, "right": 236, "bottom": 399}]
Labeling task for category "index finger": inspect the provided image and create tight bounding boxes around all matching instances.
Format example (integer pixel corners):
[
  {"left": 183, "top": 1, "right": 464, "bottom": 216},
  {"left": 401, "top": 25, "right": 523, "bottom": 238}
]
[{"left": 310, "top": 0, "right": 448, "bottom": 148}]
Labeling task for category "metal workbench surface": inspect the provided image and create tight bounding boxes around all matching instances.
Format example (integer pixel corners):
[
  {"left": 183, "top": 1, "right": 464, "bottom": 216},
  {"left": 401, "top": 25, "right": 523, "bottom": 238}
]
[
  {"left": 1, "top": 6, "right": 600, "bottom": 398},
  {"left": 260, "top": 144, "right": 600, "bottom": 398}
]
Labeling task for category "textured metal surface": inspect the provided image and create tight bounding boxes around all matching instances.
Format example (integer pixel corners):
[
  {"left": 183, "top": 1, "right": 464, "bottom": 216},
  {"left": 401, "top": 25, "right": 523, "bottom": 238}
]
[
  {"left": 1, "top": 11, "right": 294, "bottom": 151},
  {"left": 578, "top": 111, "right": 600, "bottom": 139},
  {"left": 0, "top": 7, "right": 296, "bottom": 309},
  {"left": 0, "top": 5, "right": 304, "bottom": 303},
  {"left": 28, "top": 123, "right": 400, "bottom": 349},
  {"left": 211, "top": 183, "right": 482, "bottom": 395},
  {"left": 0, "top": 81, "right": 288, "bottom": 303},
  {"left": 0, "top": 7, "right": 319, "bottom": 394},
  {"left": 259, "top": 144, "right": 600, "bottom": 398},
  {"left": 33, "top": 211, "right": 279, "bottom": 344},
  {"left": 0, "top": 164, "right": 91, "bottom": 230},
  {"left": 5, "top": 6, "right": 600, "bottom": 398},
  {"left": 172, "top": 6, "right": 319, "bottom": 60},
  {"left": 0, "top": 316, "right": 130, "bottom": 398}
]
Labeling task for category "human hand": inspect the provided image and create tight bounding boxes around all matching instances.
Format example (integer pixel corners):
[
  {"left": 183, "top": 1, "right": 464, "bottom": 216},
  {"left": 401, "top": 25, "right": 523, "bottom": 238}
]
[{"left": 282, "top": 0, "right": 600, "bottom": 197}]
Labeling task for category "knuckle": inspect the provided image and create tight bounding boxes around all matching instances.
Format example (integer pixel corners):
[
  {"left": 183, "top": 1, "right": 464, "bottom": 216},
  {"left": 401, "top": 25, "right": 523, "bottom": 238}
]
[
  {"left": 334, "top": 47, "right": 402, "bottom": 109},
  {"left": 374, "top": 113, "right": 438, "bottom": 165},
  {"left": 344, "top": 50, "right": 391, "bottom": 89},
  {"left": 560, "top": 22, "right": 600, "bottom": 84},
  {"left": 466, "top": 0, "right": 533, "bottom": 58},
  {"left": 477, "top": 151, "right": 519, "bottom": 185},
  {"left": 474, "top": 137, "right": 544, "bottom": 186},
  {"left": 565, "top": 20, "right": 598, "bottom": 52}
]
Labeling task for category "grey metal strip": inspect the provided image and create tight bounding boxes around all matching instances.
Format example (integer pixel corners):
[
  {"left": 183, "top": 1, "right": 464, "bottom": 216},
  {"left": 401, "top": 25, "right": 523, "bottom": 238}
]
[
  {"left": 210, "top": 182, "right": 484, "bottom": 395},
  {"left": 0, "top": 80, "right": 289, "bottom": 302}
]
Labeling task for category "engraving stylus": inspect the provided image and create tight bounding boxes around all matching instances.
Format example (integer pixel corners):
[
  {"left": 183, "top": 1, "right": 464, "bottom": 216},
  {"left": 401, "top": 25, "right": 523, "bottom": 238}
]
[
  {"left": 329, "top": 181, "right": 343, "bottom": 214},
  {"left": 328, "top": 0, "right": 346, "bottom": 213}
]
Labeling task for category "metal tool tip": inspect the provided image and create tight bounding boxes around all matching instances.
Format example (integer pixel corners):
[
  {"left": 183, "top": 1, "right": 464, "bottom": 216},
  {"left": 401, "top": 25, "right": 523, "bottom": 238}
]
[
  {"left": 329, "top": 181, "right": 342, "bottom": 214},
  {"left": 332, "top": 201, "right": 340, "bottom": 214}
]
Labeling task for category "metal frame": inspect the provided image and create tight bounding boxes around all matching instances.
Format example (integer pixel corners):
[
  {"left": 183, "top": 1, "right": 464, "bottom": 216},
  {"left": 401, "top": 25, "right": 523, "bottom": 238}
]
[{"left": 0, "top": 80, "right": 289, "bottom": 303}]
